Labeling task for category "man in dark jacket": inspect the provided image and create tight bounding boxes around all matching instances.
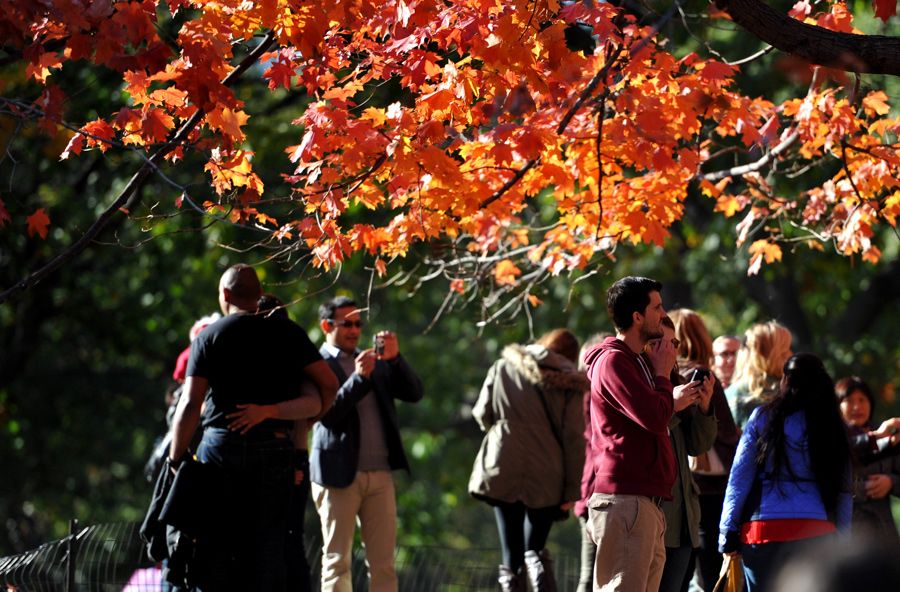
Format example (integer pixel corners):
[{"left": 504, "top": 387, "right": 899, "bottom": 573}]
[
  {"left": 582, "top": 276, "right": 686, "bottom": 592},
  {"left": 310, "top": 296, "right": 424, "bottom": 592}
]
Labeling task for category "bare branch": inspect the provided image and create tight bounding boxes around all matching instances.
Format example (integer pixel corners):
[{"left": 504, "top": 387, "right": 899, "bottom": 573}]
[{"left": 700, "top": 130, "right": 799, "bottom": 182}]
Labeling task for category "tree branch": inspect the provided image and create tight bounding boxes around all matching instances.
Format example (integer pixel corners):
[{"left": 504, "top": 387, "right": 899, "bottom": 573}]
[
  {"left": 0, "top": 33, "right": 277, "bottom": 305},
  {"left": 700, "top": 130, "right": 799, "bottom": 181},
  {"left": 717, "top": 0, "right": 900, "bottom": 76}
]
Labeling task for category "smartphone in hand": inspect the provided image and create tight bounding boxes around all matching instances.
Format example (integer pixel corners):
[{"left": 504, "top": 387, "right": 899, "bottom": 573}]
[{"left": 690, "top": 368, "right": 711, "bottom": 383}]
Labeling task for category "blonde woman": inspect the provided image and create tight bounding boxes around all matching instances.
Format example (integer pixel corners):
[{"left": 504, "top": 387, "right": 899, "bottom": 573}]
[{"left": 725, "top": 321, "right": 792, "bottom": 428}]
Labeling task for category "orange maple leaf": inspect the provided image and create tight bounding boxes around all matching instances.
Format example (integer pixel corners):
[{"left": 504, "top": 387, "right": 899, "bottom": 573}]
[
  {"left": 748, "top": 239, "right": 782, "bottom": 275},
  {"left": 26, "top": 51, "right": 63, "bottom": 83},
  {"left": 862, "top": 91, "right": 891, "bottom": 118},
  {"left": 207, "top": 106, "right": 249, "bottom": 142},
  {"left": 27, "top": 208, "right": 51, "bottom": 239},
  {"left": 494, "top": 259, "right": 521, "bottom": 286}
]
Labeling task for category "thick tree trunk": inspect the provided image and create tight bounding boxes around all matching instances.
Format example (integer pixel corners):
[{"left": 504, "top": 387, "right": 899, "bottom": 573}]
[{"left": 718, "top": 0, "right": 900, "bottom": 76}]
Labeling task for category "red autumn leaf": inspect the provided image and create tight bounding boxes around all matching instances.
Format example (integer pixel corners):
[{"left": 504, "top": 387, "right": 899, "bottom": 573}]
[
  {"left": 81, "top": 119, "right": 117, "bottom": 152},
  {"left": 873, "top": 0, "right": 897, "bottom": 22},
  {"left": 60, "top": 133, "right": 85, "bottom": 160},
  {"left": 695, "top": 60, "right": 738, "bottom": 81},
  {"left": 27, "top": 208, "right": 51, "bottom": 239},
  {"left": 0, "top": 197, "right": 10, "bottom": 227},
  {"left": 141, "top": 107, "right": 175, "bottom": 143},
  {"left": 264, "top": 56, "right": 296, "bottom": 90}
]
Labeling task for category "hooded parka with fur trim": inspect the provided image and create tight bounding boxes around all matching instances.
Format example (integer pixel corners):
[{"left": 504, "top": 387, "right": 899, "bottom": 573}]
[{"left": 468, "top": 344, "right": 589, "bottom": 509}]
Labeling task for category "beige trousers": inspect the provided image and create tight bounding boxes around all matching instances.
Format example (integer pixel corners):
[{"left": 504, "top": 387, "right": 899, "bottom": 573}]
[
  {"left": 587, "top": 493, "right": 667, "bottom": 592},
  {"left": 311, "top": 471, "right": 398, "bottom": 592}
]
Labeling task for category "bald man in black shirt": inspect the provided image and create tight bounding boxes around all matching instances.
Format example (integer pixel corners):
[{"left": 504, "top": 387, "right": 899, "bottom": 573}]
[{"left": 169, "top": 264, "right": 338, "bottom": 591}]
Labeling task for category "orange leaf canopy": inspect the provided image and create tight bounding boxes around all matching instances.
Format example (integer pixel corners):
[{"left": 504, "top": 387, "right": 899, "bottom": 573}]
[{"left": 3, "top": 0, "right": 897, "bottom": 283}]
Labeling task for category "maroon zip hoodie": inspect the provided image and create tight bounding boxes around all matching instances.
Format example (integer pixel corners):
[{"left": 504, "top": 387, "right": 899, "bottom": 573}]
[{"left": 583, "top": 336, "right": 676, "bottom": 499}]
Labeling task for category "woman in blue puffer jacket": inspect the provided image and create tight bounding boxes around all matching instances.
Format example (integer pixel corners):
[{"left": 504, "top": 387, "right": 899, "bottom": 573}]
[{"left": 719, "top": 353, "right": 852, "bottom": 592}]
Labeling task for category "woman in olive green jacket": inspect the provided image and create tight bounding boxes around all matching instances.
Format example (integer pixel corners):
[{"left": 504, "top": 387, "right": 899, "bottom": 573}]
[{"left": 468, "top": 329, "right": 589, "bottom": 592}]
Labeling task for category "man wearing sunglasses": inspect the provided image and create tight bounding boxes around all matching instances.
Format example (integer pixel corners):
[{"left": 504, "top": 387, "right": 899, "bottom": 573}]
[{"left": 310, "top": 295, "right": 424, "bottom": 592}]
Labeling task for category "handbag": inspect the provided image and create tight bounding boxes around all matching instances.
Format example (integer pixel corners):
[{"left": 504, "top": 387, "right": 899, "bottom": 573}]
[{"left": 712, "top": 554, "right": 744, "bottom": 592}]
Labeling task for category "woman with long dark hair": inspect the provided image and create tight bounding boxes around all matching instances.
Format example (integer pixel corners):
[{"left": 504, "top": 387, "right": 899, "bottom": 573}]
[{"left": 719, "top": 353, "right": 852, "bottom": 592}]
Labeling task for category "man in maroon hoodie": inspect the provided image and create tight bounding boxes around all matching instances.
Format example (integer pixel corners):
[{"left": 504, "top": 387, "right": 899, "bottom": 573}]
[{"left": 582, "top": 276, "right": 679, "bottom": 591}]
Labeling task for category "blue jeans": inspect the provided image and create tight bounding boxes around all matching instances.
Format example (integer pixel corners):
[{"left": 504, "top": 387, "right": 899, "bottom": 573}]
[
  {"left": 195, "top": 427, "right": 293, "bottom": 591},
  {"left": 741, "top": 535, "right": 835, "bottom": 592}
]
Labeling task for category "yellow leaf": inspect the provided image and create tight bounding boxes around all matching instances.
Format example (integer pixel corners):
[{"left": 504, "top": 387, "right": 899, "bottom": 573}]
[{"left": 714, "top": 194, "right": 742, "bottom": 218}]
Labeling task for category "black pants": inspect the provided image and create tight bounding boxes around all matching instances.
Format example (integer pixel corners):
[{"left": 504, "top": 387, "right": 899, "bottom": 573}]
[
  {"left": 493, "top": 501, "right": 558, "bottom": 571},
  {"left": 695, "top": 493, "right": 726, "bottom": 592},
  {"left": 285, "top": 450, "right": 312, "bottom": 592}
]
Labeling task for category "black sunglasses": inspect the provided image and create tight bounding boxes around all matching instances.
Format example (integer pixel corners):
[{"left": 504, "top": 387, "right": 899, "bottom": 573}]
[{"left": 331, "top": 319, "right": 364, "bottom": 329}]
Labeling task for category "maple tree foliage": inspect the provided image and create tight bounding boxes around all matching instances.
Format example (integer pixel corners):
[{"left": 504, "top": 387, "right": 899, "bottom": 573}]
[{"left": 0, "top": 0, "right": 898, "bottom": 308}]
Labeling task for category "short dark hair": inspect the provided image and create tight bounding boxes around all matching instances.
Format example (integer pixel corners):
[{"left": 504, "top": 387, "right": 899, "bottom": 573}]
[
  {"left": 835, "top": 376, "right": 876, "bottom": 417},
  {"left": 319, "top": 296, "right": 358, "bottom": 321},
  {"left": 258, "top": 293, "right": 288, "bottom": 319},
  {"left": 606, "top": 276, "right": 663, "bottom": 331}
]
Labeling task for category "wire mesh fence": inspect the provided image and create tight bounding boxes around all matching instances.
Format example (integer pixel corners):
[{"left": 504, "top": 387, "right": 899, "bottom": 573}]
[{"left": 0, "top": 521, "right": 585, "bottom": 591}]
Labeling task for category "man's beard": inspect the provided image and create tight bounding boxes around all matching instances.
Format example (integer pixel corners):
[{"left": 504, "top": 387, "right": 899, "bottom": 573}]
[{"left": 640, "top": 325, "right": 663, "bottom": 343}]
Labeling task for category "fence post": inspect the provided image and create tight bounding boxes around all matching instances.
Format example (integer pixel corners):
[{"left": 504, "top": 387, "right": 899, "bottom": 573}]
[{"left": 66, "top": 518, "right": 78, "bottom": 592}]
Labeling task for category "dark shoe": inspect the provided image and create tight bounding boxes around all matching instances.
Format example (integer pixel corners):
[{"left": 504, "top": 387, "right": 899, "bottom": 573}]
[
  {"left": 524, "top": 549, "right": 558, "bottom": 592},
  {"left": 498, "top": 564, "right": 525, "bottom": 592}
]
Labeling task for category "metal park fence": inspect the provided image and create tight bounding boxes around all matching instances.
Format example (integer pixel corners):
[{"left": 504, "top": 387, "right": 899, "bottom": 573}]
[{"left": 0, "top": 521, "right": 584, "bottom": 591}]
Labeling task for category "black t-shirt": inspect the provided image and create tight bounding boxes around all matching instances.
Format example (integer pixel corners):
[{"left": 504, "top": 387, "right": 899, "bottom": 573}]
[{"left": 187, "top": 312, "right": 322, "bottom": 433}]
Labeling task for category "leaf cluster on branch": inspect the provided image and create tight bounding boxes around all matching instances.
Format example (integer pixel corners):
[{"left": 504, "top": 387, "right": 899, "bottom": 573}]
[{"left": 0, "top": 0, "right": 898, "bottom": 307}]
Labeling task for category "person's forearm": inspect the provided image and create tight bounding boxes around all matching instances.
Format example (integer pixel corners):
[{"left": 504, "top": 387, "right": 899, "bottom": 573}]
[
  {"left": 169, "top": 396, "right": 202, "bottom": 462},
  {"left": 275, "top": 392, "right": 322, "bottom": 420}
]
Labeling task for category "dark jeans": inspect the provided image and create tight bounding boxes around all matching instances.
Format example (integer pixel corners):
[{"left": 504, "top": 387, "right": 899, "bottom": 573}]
[
  {"left": 493, "top": 501, "right": 558, "bottom": 571},
  {"left": 286, "top": 450, "right": 312, "bottom": 592},
  {"left": 741, "top": 535, "right": 834, "bottom": 592},
  {"left": 195, "top": 427, "right": 293, "bottom": 592},
  {"left": 694, "top": 493, "right": 726, "bottom": 591},
  {"left": 659, "top": 545, "right": 695, "bottom": 592}
]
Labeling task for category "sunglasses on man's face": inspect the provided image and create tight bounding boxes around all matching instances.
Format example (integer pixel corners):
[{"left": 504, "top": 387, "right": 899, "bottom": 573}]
[{"left": 332, "top": 319, "right": 364, "bottom": 329}]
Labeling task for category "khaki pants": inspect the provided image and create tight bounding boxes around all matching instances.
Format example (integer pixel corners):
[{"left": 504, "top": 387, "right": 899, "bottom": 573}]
[
  {"left": 587, "top": 493, "right": 667, "bottom": 592},
  {"left": 311, "top": 471, "right": 398, "bottom": 592}
]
